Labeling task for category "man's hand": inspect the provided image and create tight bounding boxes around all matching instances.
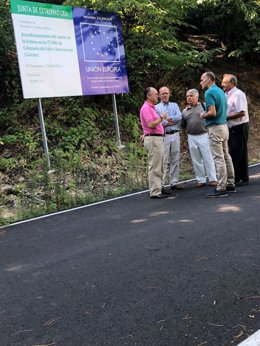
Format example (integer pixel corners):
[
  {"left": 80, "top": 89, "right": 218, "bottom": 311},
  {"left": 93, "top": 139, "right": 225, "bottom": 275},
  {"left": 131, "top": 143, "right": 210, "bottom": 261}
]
[
  {"left": 140, "top": 134, "right": 145, "bottom": 143},
  {"left": 160, "top": 112, "right": 168, "bottom": 121},
  {"left": 161, "top": 112, "right": 175, "bottom": 122}
]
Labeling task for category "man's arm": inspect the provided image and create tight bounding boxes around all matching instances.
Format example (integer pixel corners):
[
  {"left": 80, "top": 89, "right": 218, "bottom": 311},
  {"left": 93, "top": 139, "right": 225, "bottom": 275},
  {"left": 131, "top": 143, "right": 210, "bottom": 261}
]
[
  {"left": 164, "top": 104, "right": 182, "bottom": 126},
  {"left": 148, "top": 116, "right": 164, "bottom": 128},
  {"left": 227, "top": 110, "right": 246, "bottom": 120},
  {"left": 148, "top": 112, "right": 168, "bottom": 128},
  {"left": 200, "top": 105, "right": 216, "bottom": 119},
  {"left": 174, "top": 104, "right": 182, "bottom": 121}
]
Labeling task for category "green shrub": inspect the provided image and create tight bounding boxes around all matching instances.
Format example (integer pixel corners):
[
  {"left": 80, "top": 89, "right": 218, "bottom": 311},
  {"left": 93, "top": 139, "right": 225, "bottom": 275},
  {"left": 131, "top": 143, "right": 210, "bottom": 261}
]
[{"left": 0, "top": 157, "right": 18, "bottom": 172}]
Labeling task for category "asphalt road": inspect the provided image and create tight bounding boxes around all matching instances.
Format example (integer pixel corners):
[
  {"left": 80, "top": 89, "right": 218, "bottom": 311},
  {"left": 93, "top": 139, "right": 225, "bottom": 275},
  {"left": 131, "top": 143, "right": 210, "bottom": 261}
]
[{"left": 1, "top": 165, "right": 260, "bottom": 346}]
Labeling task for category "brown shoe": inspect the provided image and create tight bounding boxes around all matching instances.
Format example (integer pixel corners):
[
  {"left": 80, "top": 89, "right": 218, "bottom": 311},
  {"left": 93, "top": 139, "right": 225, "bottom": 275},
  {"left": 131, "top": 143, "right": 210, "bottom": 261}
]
[
  {"left": 209, "top": 181, "right": 217, "bottom": 186},
  {"left": 196, "top": 182, "right": 205, "bottom": 187}
]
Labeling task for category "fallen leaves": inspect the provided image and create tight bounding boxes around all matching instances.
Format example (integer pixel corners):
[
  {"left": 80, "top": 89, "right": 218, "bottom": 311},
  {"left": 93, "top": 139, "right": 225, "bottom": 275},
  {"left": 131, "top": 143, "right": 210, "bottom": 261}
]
[
  {"left": 11, "top": 329, "right": 32, "bottom": 336},
  {"left": 182, "top": 314, "right": 192, "bottom": 320},
  {"left": 240, "top": 295, "right": 260, "bottom": 301},
  {"left": 44, "top": 317, "right": 62, "bottom": 326},
  {"left": 207, "top": 322, "right": 224, "bottom": 327},
  {"left": 157, "top": 319, "right": 166, "bottom": 331},
  {"left": 33, "top": 343, "right": 57, "bottom": 346},
  {"left": 231, "top": 325, "right": 247, "bottom": 344},
  {"left": 231, "top": 330, "right": 244, "bottom": 344},
  {"left": 195, "top": 256, "right": 208, "bottom": 262}
]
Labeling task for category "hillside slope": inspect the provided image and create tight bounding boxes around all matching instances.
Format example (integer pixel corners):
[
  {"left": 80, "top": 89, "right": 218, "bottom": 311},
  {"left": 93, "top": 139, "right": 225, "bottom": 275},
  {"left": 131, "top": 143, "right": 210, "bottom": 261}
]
[{"left": 0, "top": 65, "right": 260, "bottom": 225}]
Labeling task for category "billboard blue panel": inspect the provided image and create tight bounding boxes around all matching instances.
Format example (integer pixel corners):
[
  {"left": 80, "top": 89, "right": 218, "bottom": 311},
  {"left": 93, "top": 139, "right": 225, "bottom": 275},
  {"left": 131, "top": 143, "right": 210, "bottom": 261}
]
[{"left": 73, "top": 8, "right": 129, "bottom": 95}]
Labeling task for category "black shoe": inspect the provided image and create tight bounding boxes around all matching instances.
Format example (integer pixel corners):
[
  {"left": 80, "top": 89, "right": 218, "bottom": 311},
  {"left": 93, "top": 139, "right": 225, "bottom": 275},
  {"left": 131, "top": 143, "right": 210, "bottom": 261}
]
[
  {"left": 206, "top": 189, "right": 228, "bottom": 198},
  {"left": 161, "top": 187, "right": 172, "bottom": 195},
  {"left": 171, "top": 184, "right": 184, "bottom": 190},
  {"left": 226, "top": 185, "right": 237, "bottom": 193},
  {"left": 150, "top": 193, "right": 168, "bottom": 199},
  {"left": 235, "top": 181, "right": 249, "bottom": 187}
]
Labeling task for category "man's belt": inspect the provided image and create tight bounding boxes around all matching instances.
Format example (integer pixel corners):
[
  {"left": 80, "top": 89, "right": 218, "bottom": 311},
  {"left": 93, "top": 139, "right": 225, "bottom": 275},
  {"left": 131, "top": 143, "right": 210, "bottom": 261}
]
[
  {"left": 206, "top": 123, "right": 224, "bottom": 128},
  {"left": 145, "top": 134, "right": 164, "bottom": 137},
  {"left": 165, "top": 130, "right": 179, "bottom": 134}
]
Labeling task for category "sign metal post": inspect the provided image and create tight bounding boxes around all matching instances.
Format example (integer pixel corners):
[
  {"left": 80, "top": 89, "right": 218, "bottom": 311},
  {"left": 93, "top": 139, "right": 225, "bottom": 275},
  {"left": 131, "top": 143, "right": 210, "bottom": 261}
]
[
  {"left": 112, "top": 94, "right": 122, "bottom": 147},
  {"left": 37, "top": 98, "right": 51, "bottom": 170}
]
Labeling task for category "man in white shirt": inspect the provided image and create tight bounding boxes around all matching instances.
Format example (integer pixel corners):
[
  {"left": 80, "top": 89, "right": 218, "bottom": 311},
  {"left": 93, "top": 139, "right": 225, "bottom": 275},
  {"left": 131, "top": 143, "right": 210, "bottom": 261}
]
[{"left": 222, "top": 74, "right": 249, "bottom": 186}]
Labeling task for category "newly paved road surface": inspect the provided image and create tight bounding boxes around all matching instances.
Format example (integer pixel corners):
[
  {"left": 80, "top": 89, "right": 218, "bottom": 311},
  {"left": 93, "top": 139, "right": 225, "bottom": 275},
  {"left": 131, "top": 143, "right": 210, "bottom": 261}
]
[{"left": 1, "top": 165, "right": 260, "bottom": 346}]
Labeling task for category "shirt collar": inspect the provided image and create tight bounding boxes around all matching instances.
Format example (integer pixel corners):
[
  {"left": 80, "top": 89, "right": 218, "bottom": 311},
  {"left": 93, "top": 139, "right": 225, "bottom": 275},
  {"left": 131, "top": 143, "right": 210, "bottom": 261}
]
[
  {"left": 144, "top": 101, "right": 155, "bottom": 108},
  {"left": 186, "top": 102, "right": 200, "bottom": 110},
  {"left": 225, "top": 86, "right": 237, "bottom": 96}
]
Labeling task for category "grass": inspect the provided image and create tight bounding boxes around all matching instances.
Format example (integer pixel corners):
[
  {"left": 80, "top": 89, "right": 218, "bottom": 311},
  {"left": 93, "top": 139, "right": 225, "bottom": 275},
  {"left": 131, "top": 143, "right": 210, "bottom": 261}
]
[{"left": 0, "top": 149, "right": 149, "bottom": 227}]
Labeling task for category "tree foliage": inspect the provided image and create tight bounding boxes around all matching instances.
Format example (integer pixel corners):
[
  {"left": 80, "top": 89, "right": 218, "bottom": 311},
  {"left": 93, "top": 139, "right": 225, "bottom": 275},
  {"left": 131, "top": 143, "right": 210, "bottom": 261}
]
[
  {"left": 0, "top": 1, "right": 22, "bottom": 106},
  {"left": 185, "top": 0, "right": 260, "bottom": 60}
]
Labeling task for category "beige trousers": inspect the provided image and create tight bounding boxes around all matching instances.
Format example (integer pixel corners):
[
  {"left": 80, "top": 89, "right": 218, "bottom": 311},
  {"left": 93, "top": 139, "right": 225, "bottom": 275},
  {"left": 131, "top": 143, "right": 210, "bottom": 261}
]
[
  {"left": 144, "top": 136, "right": 164, "bottom": 196},
  {"left": 208, "top": 124, "right": 235, "bottom": 191}
]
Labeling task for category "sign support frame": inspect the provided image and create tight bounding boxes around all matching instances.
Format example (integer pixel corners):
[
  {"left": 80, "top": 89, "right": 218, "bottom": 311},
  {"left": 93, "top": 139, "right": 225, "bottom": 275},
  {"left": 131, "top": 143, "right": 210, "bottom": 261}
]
[
  {"left": 112, "top": 94, "right": 123, "bottom": 147},
  {"left": 37, "top": 98, "right": 51, "bottom": 170}
]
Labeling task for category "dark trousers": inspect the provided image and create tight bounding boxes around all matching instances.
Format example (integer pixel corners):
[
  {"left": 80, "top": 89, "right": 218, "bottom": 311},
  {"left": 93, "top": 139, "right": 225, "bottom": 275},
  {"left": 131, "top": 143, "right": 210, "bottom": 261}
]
[{"left": 228, "top": 122, "right": 249, "bottom": 183}]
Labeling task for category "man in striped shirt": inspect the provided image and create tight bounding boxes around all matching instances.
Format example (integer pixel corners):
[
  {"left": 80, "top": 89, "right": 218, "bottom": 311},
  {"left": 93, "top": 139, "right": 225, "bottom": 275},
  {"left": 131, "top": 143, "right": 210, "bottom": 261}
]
[{"left": 156, "top": 86, "right": 183, "bottom": 192}]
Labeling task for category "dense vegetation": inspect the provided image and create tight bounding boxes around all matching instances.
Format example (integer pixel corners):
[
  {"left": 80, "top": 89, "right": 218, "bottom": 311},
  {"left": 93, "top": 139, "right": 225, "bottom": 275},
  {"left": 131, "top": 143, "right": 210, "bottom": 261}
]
[{"left": 0, "top": 0, "right": 260, "bottom": 224}]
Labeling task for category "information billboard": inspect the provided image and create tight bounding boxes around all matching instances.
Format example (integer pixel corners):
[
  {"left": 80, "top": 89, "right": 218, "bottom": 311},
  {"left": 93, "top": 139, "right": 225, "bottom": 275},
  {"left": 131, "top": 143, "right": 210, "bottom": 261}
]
[{"left": 10, "top": 0, "right": 129, "bottom": 98}]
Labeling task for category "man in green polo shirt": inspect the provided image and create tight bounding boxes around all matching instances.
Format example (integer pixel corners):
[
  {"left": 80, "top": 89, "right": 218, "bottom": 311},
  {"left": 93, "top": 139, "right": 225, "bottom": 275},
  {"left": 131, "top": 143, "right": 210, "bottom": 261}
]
[{"left": 200, "top": 71, "right": 235, "bottom": 197}]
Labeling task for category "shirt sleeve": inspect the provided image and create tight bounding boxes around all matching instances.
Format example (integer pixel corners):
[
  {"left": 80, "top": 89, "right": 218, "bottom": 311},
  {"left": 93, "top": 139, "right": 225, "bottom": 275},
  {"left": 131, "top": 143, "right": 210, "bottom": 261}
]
[
  {"left": 234, "top": 91, "right": 247, "bottom": 112},
  {"left": 205, "top": 91, "right": 215, "bottom": 109},
  {"left": 173, "top": 103, "right": 182, "bottom": 120},
  {"left": 141, "top": 105, "right": 158, "bottom": 124}
]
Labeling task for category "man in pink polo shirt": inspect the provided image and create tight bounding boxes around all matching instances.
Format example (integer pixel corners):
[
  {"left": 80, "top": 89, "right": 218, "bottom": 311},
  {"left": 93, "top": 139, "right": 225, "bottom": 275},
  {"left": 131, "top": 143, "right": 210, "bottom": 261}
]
[{"left": 140, "top": 87, "right": 170, "bottom": 198}]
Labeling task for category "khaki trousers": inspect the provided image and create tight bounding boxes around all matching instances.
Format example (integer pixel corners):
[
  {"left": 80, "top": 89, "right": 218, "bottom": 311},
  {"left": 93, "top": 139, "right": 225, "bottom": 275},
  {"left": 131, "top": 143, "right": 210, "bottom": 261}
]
[
  {"left": 144, "top": 136, "right": 164, "bottom": 196},
  {"left": 208, "top": 124, "right": 235, "bottom": 190}
]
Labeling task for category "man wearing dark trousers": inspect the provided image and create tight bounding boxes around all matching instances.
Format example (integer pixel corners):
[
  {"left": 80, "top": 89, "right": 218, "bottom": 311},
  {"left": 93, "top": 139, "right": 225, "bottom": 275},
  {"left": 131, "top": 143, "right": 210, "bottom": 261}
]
[{"left": 222, "top": 74, "right": 249, "bottom": 186}]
